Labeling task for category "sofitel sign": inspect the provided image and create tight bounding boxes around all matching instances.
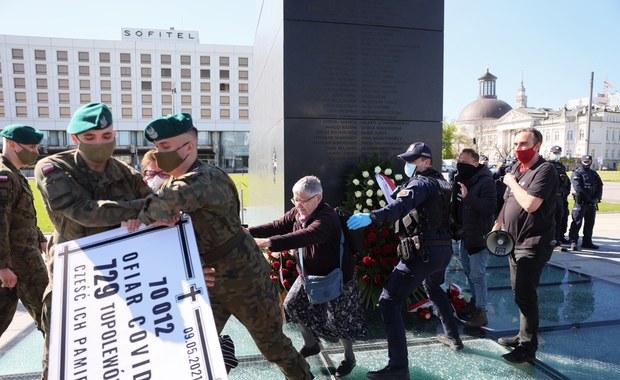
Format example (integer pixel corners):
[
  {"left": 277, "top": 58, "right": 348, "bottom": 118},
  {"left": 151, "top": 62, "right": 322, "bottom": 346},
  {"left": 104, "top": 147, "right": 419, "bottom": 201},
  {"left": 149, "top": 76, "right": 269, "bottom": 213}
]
[{"left": 122, "top": 28, "right": 199, "bottom": 42}]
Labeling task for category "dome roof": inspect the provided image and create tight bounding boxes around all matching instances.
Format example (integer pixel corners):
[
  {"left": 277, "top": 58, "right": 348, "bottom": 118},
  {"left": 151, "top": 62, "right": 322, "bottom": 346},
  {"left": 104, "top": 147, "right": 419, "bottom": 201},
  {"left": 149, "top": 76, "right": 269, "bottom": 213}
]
[{"left": 457, "top": 98, "right": 512, "bottom": 122}]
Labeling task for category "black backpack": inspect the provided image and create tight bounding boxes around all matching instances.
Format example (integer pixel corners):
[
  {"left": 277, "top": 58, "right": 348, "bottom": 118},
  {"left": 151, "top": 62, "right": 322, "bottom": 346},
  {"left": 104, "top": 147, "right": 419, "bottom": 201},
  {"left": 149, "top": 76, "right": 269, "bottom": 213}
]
[{"left": 335, "top": 207, "right": 365, "bottom": 254}]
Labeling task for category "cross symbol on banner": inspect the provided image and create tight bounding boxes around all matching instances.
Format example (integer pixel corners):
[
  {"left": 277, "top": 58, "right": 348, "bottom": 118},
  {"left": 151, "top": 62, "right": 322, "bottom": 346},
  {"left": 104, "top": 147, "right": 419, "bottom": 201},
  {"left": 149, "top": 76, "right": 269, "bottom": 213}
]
[{"left": 176, "top": 284, "right": 203, "bottom": 303}]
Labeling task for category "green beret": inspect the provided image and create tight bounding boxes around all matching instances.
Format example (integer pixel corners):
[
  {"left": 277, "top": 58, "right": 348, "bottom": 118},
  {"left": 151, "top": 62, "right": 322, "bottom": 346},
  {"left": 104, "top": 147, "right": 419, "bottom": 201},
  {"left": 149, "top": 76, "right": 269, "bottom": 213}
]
[
  {"left": 67, "top": 103, "right": 113, "bottom": 135},
  {"left": 144, "top": 113, "right": 196, "bottom": 142},
  {"left": 0, "top": 124, "right": 44, "bottom": 144}
]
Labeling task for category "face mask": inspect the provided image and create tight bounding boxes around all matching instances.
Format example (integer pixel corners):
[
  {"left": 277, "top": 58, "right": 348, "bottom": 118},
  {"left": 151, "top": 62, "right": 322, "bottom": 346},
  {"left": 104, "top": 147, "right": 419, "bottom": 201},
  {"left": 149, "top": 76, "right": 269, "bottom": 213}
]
[
  {"left": 146, "top": 175, "right": 166, "bottom": 192},
  {"left": 582, "top": 161, "right": 591, "bottom": 168},
  {"left": 77, "top": 140, "right": 116, "bottom": 164},
  {"left": 550, "top": 154, "right": 561, "bottom": 161},
  {"left": 16, "top": 143, "right": 39, "bottom": 165},
  {"left": 154, "top": 141, "right": 190, "bottom": 173},
  {"left": 514, "top": 146, "right": 537, "bottom": 164},
  {"left": 404, "top": 162, "right": 417, "bottom": 178},
  {"left": 456, "top": 162, "right": 477, "bottom": 180}
]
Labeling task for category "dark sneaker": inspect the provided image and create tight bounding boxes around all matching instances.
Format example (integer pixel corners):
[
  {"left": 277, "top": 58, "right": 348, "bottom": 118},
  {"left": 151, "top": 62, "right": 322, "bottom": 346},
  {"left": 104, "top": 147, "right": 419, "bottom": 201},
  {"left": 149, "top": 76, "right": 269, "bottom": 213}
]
[
  {"left": 367, "top": 365, "right": 410, "bottom": 380},
  {"left": 581, "top": 243, "right": 599, "bottom": 249},
  {"left": 570, "top": 242, "right": 578, "bottom": 251},
  {"left": 463, "top": 309, "right": 488, "bottom": 328},
  {"left": 299, "top": 342, "right": 321, "bottom": 358},
  {"left": 502, "top": 345, "right": 536, "bottom": 363},
  {"left": 335, "top": 359, "right": 356, "bottom": 377},
  {"left": 436, "top": 333, "right": 464, "bottom": 350},
  {"left": 560, "top": 237, "right": 570, "bottom": 244},
  {"left": 498, "top": 335, "right": 520, "bottom": 348}
]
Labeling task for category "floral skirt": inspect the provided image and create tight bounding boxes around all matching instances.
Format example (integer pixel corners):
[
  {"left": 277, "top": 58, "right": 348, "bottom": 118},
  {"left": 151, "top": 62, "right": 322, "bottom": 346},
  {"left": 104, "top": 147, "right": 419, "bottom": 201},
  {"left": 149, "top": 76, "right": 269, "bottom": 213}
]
[{"left": 283, "top": 276, "right": 368, "bottom": 340}]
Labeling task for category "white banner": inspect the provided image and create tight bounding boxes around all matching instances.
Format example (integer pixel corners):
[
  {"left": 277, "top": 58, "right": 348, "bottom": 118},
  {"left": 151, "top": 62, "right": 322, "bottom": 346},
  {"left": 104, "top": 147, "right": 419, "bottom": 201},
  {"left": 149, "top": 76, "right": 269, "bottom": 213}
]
[{"left": 49, "top": 216, "right": 227, "bottom": 380}]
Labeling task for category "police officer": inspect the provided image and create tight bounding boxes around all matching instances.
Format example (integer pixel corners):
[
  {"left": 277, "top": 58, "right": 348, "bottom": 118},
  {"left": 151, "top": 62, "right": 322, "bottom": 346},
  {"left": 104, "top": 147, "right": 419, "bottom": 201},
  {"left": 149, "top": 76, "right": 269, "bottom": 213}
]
[
  {"left": 568, "top": 155, "right": 603, "bottom": 250},
  {"left": 122, "top": 113, "right": 313, "bottom": 380},
  {"left": 34, "top": 103, "right": 152, "bottom": 379},
  {"left": 0, "top": 125, "right": 48, "bottom": 339},
  {"left": 548, "top": 146, "right": 571, "bottom": 247},
  {"left": 348, "top": 142, "right": 461, "bottom": 380}
]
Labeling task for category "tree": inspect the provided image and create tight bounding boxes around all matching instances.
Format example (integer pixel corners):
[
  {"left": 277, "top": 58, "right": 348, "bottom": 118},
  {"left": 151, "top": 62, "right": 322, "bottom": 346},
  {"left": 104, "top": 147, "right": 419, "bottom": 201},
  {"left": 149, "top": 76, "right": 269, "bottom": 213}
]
[{"left": 442, "top": 121, "right": 457, "bottom": 159}]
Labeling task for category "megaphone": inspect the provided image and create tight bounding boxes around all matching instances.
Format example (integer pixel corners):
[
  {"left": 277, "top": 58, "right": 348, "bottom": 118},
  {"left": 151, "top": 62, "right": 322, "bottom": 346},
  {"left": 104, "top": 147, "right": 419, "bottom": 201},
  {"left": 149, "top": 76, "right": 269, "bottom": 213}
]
[{"left": 485, "top": 230, "right": 515, "bottom": 257}]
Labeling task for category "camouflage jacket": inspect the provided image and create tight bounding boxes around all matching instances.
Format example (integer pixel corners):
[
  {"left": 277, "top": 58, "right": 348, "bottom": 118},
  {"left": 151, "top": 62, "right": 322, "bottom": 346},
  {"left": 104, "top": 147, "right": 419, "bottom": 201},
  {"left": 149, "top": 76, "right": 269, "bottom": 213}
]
[{"left": 0, "top": 156, "right": 42, "bottom": 269}]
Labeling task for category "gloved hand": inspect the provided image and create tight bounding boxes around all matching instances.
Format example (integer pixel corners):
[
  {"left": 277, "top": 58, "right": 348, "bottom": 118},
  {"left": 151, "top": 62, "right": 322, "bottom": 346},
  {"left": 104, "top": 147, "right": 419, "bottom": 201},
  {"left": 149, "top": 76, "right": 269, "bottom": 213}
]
[{"left": 347, "top": 213, "right": 372, "bottom": 230}]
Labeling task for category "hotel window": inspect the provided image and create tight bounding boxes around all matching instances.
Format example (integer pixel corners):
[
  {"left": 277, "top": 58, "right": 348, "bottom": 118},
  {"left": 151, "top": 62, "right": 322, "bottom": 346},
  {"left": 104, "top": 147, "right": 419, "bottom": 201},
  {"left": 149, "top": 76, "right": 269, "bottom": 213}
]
[
  {"left": 121, "top": 81, "right": 132, "bottom": 90},
  {"left": 16, "top": 106, "right": 27, "bottom": 117},
  {"left": 220, "top": 109, "right": 230, "bottom": 119},
  {"left": 39, "top": 107, "right": 50, "bottom": 117},
  {"left": 79, "top": 80, "right": 90, "bottom": 90},
  {"left": 142, "top": 108, "right": 153, "bottom": 118},
  {"left": 239, "top": 57, "right": 248, "bottom": 67},
  {"left": 58, "top": 79, "right": 69, "bottom": 89},
  {"left": 220, "top": 83, "right": 230, "bottom": 92},
  {"left": 14, "top": 78, "right": 26, "bottom": 89},
  {"left": 181, "top": 68, "right": 191, "bottom": 79},
  {"left": 0, "top": 92, "right": 3, "bottom": 102},
  {"left": 219, "top": 70, "right": 229, "bottom": 79},
  {"left": 239, "top": 109, "right": 249, "bottom": 119},
  {"left": 99, "top": 52, "right": 110, "bottom": 63},
  {"left": 239, "top": 70, "right": 248, "bottom": 80},
  {"left": 121, "top": 94, "right": 132, "bottom": 104},
  {"left": 57, "top": 50, "right": 68, "bottom": 61},
  {"left": 101, "top": 94, "right": 112, "bottom": 104},
  {"left": 201, "top": 83, "right": 211, "bottom": 92},
  {"left": 60, "top": 107, "right": 71, "bottom": 117},
  {"left": 37, "top": 79, "right": 48, "bottom": 89},
  {"left": 35, "top": 50, "right": 46, "bottom": 60},
  {"left": 121, "top": 67, "right": 131, "bottom": 77},
  {"left": 100, "top": 80, "right": 111, "bottom": 90},
  {"left": 58, "top": 65, "right": 69, "bottom": 75},
  {"left": 162, "top": 94, "right": 172, "bottom": 104},
  {"left": 181, "top": 55, "right": 191, "bottom": 65},
  {"left": 0, "top": 106, "right": 4, "bottom": 117},
  {"left": 181, "top": 82, "right": 191, "bottom": 92},
  {"left": 37, "top": 93, "right": 49, "bottom": 103},
  {"left": 162, "top": 108, "right": 172, "bottom": 115},
  {"left": 59, "top": 93, "right": 70, "bottom": 104},
  {"left": 120, "top": 53, "right": 131, "bottom": 64},
  {"left": 142, "top": 94, "right": 152, "bottom": 104},
  {"left": 13, "top": 63, "right": 25, "bottom": 74},
  {"left": 80, "top": 94, "right": 91, "bottom": 103},
  {"left": 220, "top": 96, "right": 230, "bottom": 106},
  {"left": 219, "top": 57, "right": 229, "bottom": 66},
  {"left": 200, "top": 56, "right": 210, "bottom": 65},
  {"left": 161, "top": 68, "right": 172, "bottom": 78},
  {"left": 161, "top": 82, "right": 172, "bottom": 92},
  {"left": 15, "top": 92, "right": 27, "bottom": 102},
  {"left": 36, "top": 64, "right": 47, "bottom": 75},
  {"left": 201, "top": 109, "right": 211, "bottom": 119},
  {"left": 141, "top": 54, "right": 151, "bottom": 64},
  {"left": 239, "top": 96, "right": 249, "bottom": 106},
  {"left": 141, "top": 67, "right": 151, "bottom": 77},
  {"left": 181, "top": 107, "right": 191, "bottom": 114},
  {"left": 161, "top": 54, "right": 171, "bottom": 64},
  {"left": 12, "top": 49, "right": 24, "bottom": 59},
  {"left": 78, "top": 52, "right": 89, "bottom": 62},
  {"left": 100, "top": 66, "right": 111, "bottom": 76},
  {"left": 122, "top": 108, "right": 133, "bottom": 118},
  {"left": 181, "top": 95, "right": 191, "bottom": 105},
  {"left": 79, "top": 66, "right": 90, "bottom": 76},
  {"left": 239, "top": 83, "right": 248, "bottom": 93},
  {"left": 200, "top": 96, "right": 211, "bottom": 105},
  {"left": 141, "top": 81, "right": 152, "bottom": 91},
  {"left": 200, "top": 69, "right": 210, "bottom": 79}
]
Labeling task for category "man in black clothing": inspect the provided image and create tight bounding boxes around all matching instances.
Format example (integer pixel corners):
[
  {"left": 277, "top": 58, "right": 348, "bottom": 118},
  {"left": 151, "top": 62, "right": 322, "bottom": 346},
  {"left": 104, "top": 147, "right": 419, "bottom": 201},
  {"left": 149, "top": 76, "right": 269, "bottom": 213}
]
[
  {"left": 548, "top": 146, "right": 571, "bottom": 246},
  {"left": 568, "top": 155, "right": 603, "bottom": 250}
]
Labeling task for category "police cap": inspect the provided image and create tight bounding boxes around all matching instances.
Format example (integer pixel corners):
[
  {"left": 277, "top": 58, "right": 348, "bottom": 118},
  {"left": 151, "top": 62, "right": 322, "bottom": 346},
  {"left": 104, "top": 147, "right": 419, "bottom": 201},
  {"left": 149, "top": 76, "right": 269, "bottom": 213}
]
[
  {"left": 550, "top": 146, "right": 562, "bottom": 154},
  {"left": 144, "top": 113, "right": 197, "bottom": 142},
  {"left": 581, "top": 155, "right": 593, "bottom": 163},
  {"left": 67, "top": 103, "right": 113, "bottom": 135},
  {"left": 397, "top": 142, "right": 432, "bottom": 162},
  {"left": 0, "top": 124, "right": 44, "bottom": 144}
]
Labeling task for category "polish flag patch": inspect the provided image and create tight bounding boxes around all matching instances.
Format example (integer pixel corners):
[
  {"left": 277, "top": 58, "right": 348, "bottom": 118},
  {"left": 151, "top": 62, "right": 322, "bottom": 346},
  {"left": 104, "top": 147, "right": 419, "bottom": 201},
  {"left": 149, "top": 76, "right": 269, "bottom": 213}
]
[
  {"left": 0, "top": 175, "right": 8, "bottom": 182},
  {"left": 42, "top": 164, "right": 56, "bottom": 175}
]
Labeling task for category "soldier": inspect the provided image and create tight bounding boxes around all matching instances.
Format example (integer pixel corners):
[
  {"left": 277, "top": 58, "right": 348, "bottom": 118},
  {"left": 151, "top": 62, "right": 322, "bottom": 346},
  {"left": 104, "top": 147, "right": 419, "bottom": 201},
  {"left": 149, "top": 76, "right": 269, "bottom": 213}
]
[
  {"left": 548, "top": 146, "right": 571, "bottom": 247},
  {"left": 34, "top": 103, "right": 152, "bottom": 379},
  {"left": 123, "top": 113, "right": 313, "bottom": 380},
  {"left": 0, "top": 125, "right": 48, "bottom": 339},
  {"left": 568, "top": 155, "right": 604, "bottom": 250}
]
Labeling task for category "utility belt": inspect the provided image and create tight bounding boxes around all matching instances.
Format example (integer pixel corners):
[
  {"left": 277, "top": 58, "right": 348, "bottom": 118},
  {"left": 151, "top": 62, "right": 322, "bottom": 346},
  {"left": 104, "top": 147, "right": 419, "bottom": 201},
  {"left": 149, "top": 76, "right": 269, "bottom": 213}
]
[
  {"left": 572, "top": 193, "right": 597, "bottom": 205},
  {"left": 397, "top": 234, "right": 451, "bottom": 263},
  {"left": 201, "top": 228, "right": 246, "bottom": 265}
]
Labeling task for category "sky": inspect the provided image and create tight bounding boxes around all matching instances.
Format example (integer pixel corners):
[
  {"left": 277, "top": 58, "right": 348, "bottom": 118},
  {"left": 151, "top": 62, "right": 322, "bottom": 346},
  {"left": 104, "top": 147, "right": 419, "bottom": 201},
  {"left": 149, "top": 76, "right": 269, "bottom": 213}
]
[{"left": 1, "top": 0, "right": 618, "bottom": 122}]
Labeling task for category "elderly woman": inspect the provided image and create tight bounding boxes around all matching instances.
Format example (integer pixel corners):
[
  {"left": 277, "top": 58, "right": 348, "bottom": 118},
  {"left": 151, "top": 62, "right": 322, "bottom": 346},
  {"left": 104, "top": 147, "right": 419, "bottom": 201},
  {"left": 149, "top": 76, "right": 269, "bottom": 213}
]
[{"left": 251, "top": 176, "right": 367, "bottom": 378}]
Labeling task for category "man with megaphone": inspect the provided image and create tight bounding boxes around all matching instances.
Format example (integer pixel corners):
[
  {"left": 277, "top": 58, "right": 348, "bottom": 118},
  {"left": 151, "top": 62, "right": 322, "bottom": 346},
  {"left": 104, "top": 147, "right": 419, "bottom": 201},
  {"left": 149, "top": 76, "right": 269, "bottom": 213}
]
[{"left": 492, "top": 127, "right": 558, "bottom": 364}]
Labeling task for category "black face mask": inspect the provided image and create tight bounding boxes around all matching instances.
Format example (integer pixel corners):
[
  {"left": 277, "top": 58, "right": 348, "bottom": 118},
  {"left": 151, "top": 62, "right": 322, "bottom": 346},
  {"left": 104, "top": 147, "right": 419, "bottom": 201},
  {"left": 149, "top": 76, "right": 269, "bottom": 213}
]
[{"left": 456, "top": 162, "right": 478, "bottom": 180}]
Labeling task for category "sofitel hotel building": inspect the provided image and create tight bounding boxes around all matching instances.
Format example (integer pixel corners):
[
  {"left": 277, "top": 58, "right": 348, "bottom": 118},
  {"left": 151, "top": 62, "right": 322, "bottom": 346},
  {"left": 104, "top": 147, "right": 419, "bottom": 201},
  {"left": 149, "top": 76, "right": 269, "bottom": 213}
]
[{"left": 0, "top": 27, "right": 251, "bottom": 171}]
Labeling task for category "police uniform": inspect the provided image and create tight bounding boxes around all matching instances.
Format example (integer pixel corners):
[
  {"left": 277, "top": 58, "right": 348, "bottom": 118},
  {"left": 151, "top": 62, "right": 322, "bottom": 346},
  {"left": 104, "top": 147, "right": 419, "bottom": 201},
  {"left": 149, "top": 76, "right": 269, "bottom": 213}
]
[
  {"left": 130, "top": 113, "right": 313, "bottom": 380},
  {"left": 548, "top": 146, "right": 571, "bottom": 244},
  {"left": 0, "top": 125, "right": 48, "bottom": 338},
  {"left": 33, "top": 103, "right": 151, "bottom": 380},
  {"left": 568, "top": 155, "right": 603, "bottom": 249}
]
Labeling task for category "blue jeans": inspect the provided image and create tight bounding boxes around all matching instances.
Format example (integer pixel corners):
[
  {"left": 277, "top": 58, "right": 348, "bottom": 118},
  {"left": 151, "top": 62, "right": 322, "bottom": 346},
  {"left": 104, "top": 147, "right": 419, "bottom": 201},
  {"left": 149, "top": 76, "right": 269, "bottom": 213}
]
[{"left": 457, "top": 244, "right": 489, "bottom": 311}]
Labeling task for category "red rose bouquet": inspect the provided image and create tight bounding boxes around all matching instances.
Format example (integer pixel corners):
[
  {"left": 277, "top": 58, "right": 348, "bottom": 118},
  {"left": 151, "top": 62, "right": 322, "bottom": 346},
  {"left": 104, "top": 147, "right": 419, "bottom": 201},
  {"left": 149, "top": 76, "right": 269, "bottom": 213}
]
[{"left": 263, "top": 249, "right": 299, "bottom": 293}]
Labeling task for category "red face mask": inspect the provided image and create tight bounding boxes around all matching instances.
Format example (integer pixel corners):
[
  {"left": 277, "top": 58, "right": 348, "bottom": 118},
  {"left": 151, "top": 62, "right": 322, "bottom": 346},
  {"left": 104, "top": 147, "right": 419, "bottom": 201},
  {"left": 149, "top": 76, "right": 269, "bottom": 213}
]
[{"left": 515, "top": 146, "right": 537, "bottom": 164}]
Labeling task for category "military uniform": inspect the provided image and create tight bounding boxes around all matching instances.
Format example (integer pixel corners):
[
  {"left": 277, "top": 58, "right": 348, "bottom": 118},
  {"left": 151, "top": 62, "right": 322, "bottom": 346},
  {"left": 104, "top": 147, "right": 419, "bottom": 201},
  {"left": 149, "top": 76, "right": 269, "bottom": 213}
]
[
  {"left": 568, "top": 159, "right": 603, "bottom": 249},
  {"left": 0, "top": 155, "right": 48, "bottom": 336},
  {"left": 548, "top": 159, "right": 571, "bottom": 243}
]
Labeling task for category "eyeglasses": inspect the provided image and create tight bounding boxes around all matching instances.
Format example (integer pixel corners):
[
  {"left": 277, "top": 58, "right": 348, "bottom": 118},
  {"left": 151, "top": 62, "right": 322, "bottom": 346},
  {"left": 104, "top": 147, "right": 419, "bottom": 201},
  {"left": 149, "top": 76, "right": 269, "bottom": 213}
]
[
  {"left": 144, "top": 169, "right": 170, "bottom": 179},
  {"left": 290, "top": 194, "right": 318, "bottom": 206}
]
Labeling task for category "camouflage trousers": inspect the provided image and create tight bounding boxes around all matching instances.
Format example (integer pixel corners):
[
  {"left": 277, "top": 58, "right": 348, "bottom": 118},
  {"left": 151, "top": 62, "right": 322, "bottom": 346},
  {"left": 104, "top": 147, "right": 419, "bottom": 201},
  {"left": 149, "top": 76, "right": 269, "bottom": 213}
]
[
  {"left": 205, "top": 237, "right": 313, "bottom": 380},
  {"left": 0, "top": 253, "right": 48, "bottom": 337}
]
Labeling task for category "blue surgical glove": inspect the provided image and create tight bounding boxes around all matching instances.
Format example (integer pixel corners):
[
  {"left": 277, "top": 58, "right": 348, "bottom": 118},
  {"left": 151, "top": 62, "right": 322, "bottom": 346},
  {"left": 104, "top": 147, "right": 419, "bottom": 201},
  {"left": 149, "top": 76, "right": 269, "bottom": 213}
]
[{"left": 347, "top": 213, "right": 372, "bottom": 230}]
